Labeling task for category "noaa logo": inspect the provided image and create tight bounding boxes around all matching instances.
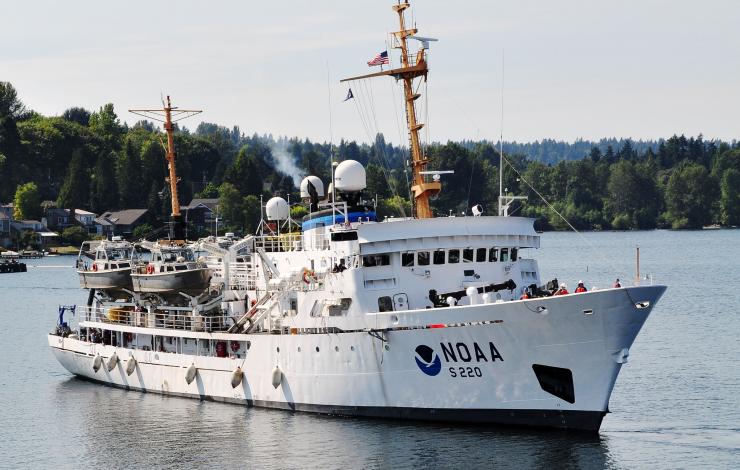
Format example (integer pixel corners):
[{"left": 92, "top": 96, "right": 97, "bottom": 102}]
[{"left": 414, "top": 345, "right": 442, "bottom": 376}]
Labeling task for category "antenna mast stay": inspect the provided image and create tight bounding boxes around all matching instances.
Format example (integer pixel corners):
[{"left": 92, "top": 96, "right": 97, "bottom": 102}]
[
  {"left": 129, "top": 96, "right": 202, "bottom": 239},
  {"left": 341, "top": 0, "right": 440, "bottom": 219}
]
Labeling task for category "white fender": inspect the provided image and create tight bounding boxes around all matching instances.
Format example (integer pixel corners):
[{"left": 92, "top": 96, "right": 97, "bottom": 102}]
[
  {"left": 126, "top": 357, "right": 137, "bottom": 376},
  {"left": 107, "top": 352, "right": 119, "bottom": 372},
  {"left": 185, "top": 364, "right": 197, "bottom": 385},
  {"left": 271, "top": 366, "right": 282, "bottom": 389},
  {"left": 93, "top": 354, "right": 103, "bottom": 373},
  {"left": 231, "top": 367, "right": 244, "bottom": 389}
]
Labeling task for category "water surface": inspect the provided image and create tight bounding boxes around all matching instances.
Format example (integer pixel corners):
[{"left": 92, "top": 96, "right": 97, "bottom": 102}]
[{"left": 1, "top": 230, "right": 738, "bottom": 469}]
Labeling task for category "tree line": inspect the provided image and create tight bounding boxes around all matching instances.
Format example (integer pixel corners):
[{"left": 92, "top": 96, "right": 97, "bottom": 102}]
[{"left": 1, "top": 81, "right": 738, "bottom": 238}]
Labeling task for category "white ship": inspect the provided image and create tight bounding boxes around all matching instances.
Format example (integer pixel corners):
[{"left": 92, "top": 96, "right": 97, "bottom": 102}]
[{"left": 48, "top": 1, "right": 666, "bottom": 432}]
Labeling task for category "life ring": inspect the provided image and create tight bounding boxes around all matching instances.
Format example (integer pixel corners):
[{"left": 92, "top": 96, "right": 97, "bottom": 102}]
[
  {"left": 146, "top": 264, "right": 154, "bottom": 274},
  {"left": 230, "top": 341, "right": 240, "bottom": 352},
  {"left": 92, "top": 264, "right": 98, "bottom": 272},
  {"left": 302, "top": 268, "right": 315, "bottom": 284}
]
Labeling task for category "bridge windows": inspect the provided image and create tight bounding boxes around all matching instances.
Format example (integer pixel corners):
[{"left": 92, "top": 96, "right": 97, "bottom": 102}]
[
  {"left": 363, "top": 254, "right": 390, "bottom": 267},
  {"left": 396, "top": 247, "right": 518, "bottom": 267}
]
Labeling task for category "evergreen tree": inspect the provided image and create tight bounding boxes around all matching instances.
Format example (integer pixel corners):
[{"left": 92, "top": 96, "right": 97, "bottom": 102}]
[
  {"left": 90, "top": 151, "right": 119, "bottom": 213},
  {"left": 720, "top": 168, "right": 740, "bottom": 226},
  {"left": 57, "top": 148, "right": 90, "bottom": 213},
  {"left": 117, "top": 137, "right": 143, "bottom": 208}
]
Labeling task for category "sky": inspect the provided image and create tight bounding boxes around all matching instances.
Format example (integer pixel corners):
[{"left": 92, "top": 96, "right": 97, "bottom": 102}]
[{"left": 3, "top": 0, "right": 739, "bottom": 145}]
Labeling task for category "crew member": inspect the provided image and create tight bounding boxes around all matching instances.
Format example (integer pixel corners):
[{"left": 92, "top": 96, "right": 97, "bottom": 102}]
[
  {"left": 613, "top": 278, "right": 621, "bottom": 288},
  {"left": 555, "top": 283, "right": 569, "bottom": 295},
  {"left": 575, "top": 281, "right": 587, "bottom": 293},
  {"left": 520, "top": 289, "right": 531, "bottom": 300}
]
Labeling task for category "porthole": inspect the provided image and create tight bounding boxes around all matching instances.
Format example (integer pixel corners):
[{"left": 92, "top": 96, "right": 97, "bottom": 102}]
[
  {"left": 351, "top": 346, "right": 355, "bottom": 351},
  {"left": 334, "top": 346, "right": 339, "bottom": 352},
  {"left": 277, "top": 347, "right": 280, "bottom": 353},
  {"left": 316, "top": 346, "right": 320, "bottom": 352},
  {"left": 384, "top": 344, "right": 390, "bottom": 351},
  {"left": 298, "top": 346, "right": 301, "bottom": 352}
]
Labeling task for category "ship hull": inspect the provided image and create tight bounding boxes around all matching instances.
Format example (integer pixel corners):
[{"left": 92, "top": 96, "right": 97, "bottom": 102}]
[
  {"left": 130, "top": 268, "right": 211, "bottom": 295},
  {"left": 48, "top": 285, "right": 666, "bottom": 432},
  {"left": 77, "top": 268, "right": 133, "bottom": 291}
]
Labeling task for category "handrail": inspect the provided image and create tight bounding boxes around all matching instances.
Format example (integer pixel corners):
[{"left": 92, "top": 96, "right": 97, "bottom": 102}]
[{"left": 77, "top": 305, "right": 233, "bottom": 332}]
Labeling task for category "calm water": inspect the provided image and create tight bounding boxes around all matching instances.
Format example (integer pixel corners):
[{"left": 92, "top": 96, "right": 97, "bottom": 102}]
[{"left": 1, "top": 230, "right": 738, "bottom": 469}]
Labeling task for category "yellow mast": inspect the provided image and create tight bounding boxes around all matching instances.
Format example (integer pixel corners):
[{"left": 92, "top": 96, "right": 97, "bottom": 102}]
[
  {"left": 341, "top": 0, "right": 440, "bottom": 218},
  {"left": 129, "top": 97, "right": 201, "bottom": 239}
]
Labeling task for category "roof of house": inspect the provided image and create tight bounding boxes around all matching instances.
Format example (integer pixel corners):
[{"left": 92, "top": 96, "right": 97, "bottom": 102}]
[
  {"left": 96, "top": 209, "right": 148, "bottom": 226},
  {"left": 183, "top": 198, "right": 219, "bottom": 211},
  {"left": 0, "top": 212, "right": 9, "bottom": 220},
  {"left": 75, "top": 209, "right": 96, "bottom": 216}
]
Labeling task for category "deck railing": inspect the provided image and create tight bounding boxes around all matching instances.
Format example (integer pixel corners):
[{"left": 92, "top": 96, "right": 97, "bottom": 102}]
[{"left": 76, "top": 305, "right": 234, "bottom": 332}]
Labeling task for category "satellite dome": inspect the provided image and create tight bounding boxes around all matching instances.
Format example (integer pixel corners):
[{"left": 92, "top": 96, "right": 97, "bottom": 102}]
[
  {"left": 300, "top": 176, "right": 325, "bottom": 198},
  {"left": 265, "top": 197, "right": 289, "bottom": 221},
  {"left": 334, "top": 160, "right": 366, "bottom": 192}
]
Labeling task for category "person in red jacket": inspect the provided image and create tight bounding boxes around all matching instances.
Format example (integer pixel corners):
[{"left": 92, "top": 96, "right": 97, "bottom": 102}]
[
  {"left": 555, "top": 283, "right": 569, "bottom": 295},
  {"left": 575, "top": 280, "right": 587, "bottom": 293}
]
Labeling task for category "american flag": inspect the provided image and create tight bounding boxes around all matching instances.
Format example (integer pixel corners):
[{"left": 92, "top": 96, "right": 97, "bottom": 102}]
[{"left": 367, "top": 50, "right": 389, "bottom": 67}]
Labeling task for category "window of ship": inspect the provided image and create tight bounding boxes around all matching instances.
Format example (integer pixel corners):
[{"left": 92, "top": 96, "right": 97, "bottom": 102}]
[
  {"left": 331, "top": 231, "right": 358, "bottom": 241},
  {"left": 511, "top": 248, "right": 518, "bottom": 261},
  {"left": 500, "top": 248, "right": 509, "bottom": 262},
  {"left": 448, "top": 249, "right": 460, "bottom": 263},
  {"left": 489, "top": 248, "right": 498, "bottom": 262},
  {"left": 363, "top": 254, "right": 390, "bottom": 267},
  {"left": 463, "top": 248, "right": 474, "bottom": 263},
  {"left": 476, "top": 248, "right": 487, "bottom": 262},
  {"left": 433, "top": 250, "right": 446, "bottom": 265},
  {"left": 417, "top": 251, "right": 430, "bottom": 266},
  {"left": 378, "top": 296, "right": 393, "bottom": 312},
  {"left": 402, "top": 252, "right": 415, "bottom": 267},
  {"left": 119, "top": 262, "right": 130, "bottom": 268},
  {"left": 175, "top": 265, "right": 186, "bottom": 271}
]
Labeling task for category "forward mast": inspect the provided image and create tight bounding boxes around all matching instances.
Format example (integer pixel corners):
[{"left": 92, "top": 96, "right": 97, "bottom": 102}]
[
  {"left": 341, "top": 0, "right": 440, "bottom": 219},
  {"left": 129, "top": 97, "right": 202, "bottom": 239}
]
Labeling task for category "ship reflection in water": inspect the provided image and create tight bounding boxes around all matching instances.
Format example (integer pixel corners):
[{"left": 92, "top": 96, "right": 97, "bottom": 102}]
[{"left": 53, "top": 379, "right": 610, "bottom": 469}]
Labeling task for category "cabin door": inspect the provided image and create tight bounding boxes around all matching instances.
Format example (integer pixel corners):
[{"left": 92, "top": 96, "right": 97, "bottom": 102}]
[{"left": 393, "top": 293, "right": 409, "bottom": 311}]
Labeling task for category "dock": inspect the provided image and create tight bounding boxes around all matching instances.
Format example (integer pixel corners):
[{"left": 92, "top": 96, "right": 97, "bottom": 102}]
[
  {"left": 0, "top": 250, "right": 44, "bottom": 260},
  {"left": 0, "top": 260, "right": 27, "bottom": 273}
]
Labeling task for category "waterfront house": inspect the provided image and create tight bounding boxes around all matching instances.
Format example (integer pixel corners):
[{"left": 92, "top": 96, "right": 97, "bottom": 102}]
[{"left": 95, "top": 209, "right": 149, "bottom": 238}]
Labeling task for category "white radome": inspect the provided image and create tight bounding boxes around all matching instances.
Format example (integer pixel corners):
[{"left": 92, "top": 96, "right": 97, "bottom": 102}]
[
  {"left": 265, "top": 197, "right": 289, "bottom": 221},
  {"left": 334, "top": 160, "right": 366, "bottom": 192},
  {"left": 300, "top": 176, "right": 325, "bottom": 198}
]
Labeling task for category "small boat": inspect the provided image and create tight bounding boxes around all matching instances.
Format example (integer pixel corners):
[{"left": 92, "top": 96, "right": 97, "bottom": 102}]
[
  {"left": 130, "top": 241, "right": 211, "bottom": 296},
  {"left": 76, "top": 238, "right": 134, "bottom": 291}
]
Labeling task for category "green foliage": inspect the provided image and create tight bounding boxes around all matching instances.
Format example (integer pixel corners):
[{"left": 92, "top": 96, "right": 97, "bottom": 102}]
[
  {"left": 2, "top": 81, "right": 738, "bottom": 234},
  {"left": 377, "top": 195, "right": 412, "bottom": 219},
  {"left": 13, "top": 182, "right": 41, "bottom": 220},
  {"left": 243, "top": 195, "right": 261, "bottom": 233},
  {"left": 665, "top": 162, "right": 718, "bottom": 229},
  {"left": 218, "top": 183, "right": 243, "bottom": 228},
  {"left": 61, "top": 226, "right": 88, "bottom": 246},
  {"left": 290, "top": 205, "right": 308, "bottom": 220},
  {"left": 57, "top": 149, "right": 89, "bottom": 210},
  {"left": 132, "top": 223, "right": 154, "bottom": 240},
  {"left": 720, "top": 168, "right": 740, "bottom": 226}
]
